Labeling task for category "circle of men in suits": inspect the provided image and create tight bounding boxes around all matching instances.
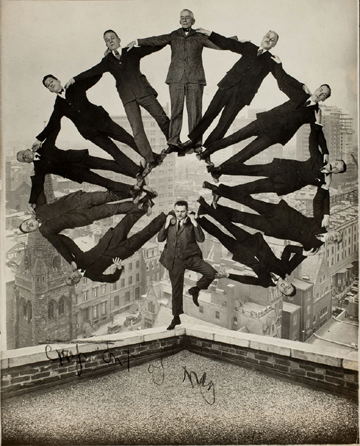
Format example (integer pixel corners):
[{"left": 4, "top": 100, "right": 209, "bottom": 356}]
[{"left": 17, "top": 9, "right": 346, "bottom": 330}]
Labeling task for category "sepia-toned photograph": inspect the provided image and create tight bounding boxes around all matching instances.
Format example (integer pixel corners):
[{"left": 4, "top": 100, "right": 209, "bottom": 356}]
[{"left": 1, "top": 0, "right": 358, "bottom": 444}]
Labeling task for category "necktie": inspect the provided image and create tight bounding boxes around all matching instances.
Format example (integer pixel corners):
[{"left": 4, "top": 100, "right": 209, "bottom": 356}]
[
  {"left": 257, "top": 48, "right": 264, "bottom": 56},
  {"left": 114, "top": 50, "right": 121, "bottom": 60},
  {"left": 177, "top": 220, "right": 181, "bottom": 232}
]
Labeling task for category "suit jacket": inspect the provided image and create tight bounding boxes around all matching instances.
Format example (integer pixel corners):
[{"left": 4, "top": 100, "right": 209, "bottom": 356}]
[
  {"left": 74, "top": 45, "right": 164, "bottom": 106},
  {"left": 255, "top": 63, "right": 318, "bottom": 145},
  {"left": 208, "top": 32, "right": 279, "bottom": 105},
  {"left": 158, "top": 216, "right": 205, "bottom": 270},
  {"left": 37, "top": 75, "right": 111, "bottom": 142},
  {"left": 34, "top": 190, "right": 107, "bottom": 265},
  {"left": 267, "top": 123, "right": 329, "bottom": 195},
  {"left": 232, "top": 233, "right": 305, "bottom": 285},
  {"left": 259, "top": 193, "right": 328, "bottom": 251},
  {"left": 29, "top": 139, "right": 89, "bottom": 205},
  {"left": 138, "top": 28, "right": 219, "bottom": 85}
]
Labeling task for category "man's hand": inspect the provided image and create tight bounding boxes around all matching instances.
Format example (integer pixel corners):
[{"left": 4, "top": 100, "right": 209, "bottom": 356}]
[
  {"left": 302, "top": 84, "right": 312, "bottom": 95},
  {"left": 196, "top": 28, "right": 211, "bottom": 36},
  {"left": 112, "top": 257, "right": 123, "bottom": 270},
  {"left": 271, "top": 55, "right": 281, "bottom": 64},
  {"left": 188, "top": 211, "right": 197, "bottom": 227},
  {"left": 323, "top": 154, "right": 329, "bottom": 163},
  {"left": 64, "top": 78, "right": 75, "bottom": 89},
  {"left": 104, "top": 47, "right": 111, "bottom": 56},
  {"left": 70, "top": 261, "right": 78, "bottom": 271},
  {"left": 165, "top": 214, "right": 175, "bottom": 229},
  {"left": 31, "top": 139, "right": 41, "bottom": 151},
  {"left": 27, "top": 203, "right": 36, "bottom": 214},
  {"left": 303, "top": 247, "right": 319, "bottom": 256},
  {"left": 321, "top": 214, "right": 330, "bottom": 230},
  {"left": 126, "top": 40, "right": 136, "bottom": 51}
]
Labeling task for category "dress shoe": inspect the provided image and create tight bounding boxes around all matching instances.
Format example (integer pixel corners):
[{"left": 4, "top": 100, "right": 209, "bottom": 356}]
[
  {"left": 197, "top": 196, "right": 208, "bottom": 208},
  {"left": 164, "top": 143, "right": 180, "bottom": 155},
  {"left": 203, "top": 181, "right": 219, "bottom": 193},
  {"left": 129, "top": 186, "right": 142, "bottom": 204},
  {"left": 188, "top": 286, "right": 200, "bottom": 307},
  {"left": 179, "top": 139, "right": 196, "bottom": 151},
  {"left": 167, "top": 316, "right": 181, "bottom": 330},
  {"left": 197, "top": 205, "right": 207, "bottom": 217},
  {"left": 142, "top": 185, "right": 158, "bottom": 200},
  {"left": 207, "top": 166, "right": 222, "bottom": 183},
  {"left": 215, "top": 270, "right": 229, "bottom": 279}
]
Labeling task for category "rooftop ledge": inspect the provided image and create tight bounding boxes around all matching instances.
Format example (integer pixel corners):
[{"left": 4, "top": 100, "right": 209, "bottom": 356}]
[{"left": 1, "top": 324, "right": 358, "bottom": 400}]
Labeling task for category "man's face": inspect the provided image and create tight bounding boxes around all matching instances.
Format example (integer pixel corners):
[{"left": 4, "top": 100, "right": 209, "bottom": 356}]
[
  {"left": 312, "top": 85, "right": 330, "bottom": 103},
  {"left": 179, "top": 10, "right": 195, "bottom": 28},
  {"left": 260, "top": 31, "right": 278, "bottom": 50},
  {"left": 17, "top": 149, "right": 35, "bottom": 163},
  {"left": 21, "top": 218, "right": 39, "bottom": 233},
  {"left": 104, "top": 32, "right": 121, "bottom": 51},
  {"left": 277, "top": 278, "right": 295, "bottom": 296},
  {"left": 324, "top": 231, "right": 342, "bottom": 244},
  {"left": 174, "top": 205, "right": 188, "bottom": 221},
  {"left": 44, "top": 77, "right": 62, "bottom": 94},
  {"left": 66, "top": 271, "right": 81, "bottom": 286},
  {"left": 325, "top": 160, "right": 345, "bottom": 174}
]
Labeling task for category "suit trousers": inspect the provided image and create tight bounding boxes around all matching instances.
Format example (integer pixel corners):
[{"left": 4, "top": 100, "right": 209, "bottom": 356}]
[
  {"left": 90, "top": 118, "right": 140, "bottom": 178},
  {"left": 78, "top": 154, "right": 133, "bottom": 199},
  {"left": 218, "top": 178, "right": 275, "bottom": 199},
  {"left": 216, "top": 201, "right": 275, "bottom": 235},
  {"left": 124, "top": 95, "right": 170, "bottom": 162},
  {"left": 72, "top": 200, "right": 138, "bottom": 229},
  {"left": 106, "top": 212, "right": 166, "bottom": 258},
  {"left": 168, "top": 83, "right": 204, "bottom": 145},
  {"left": 169, "top": 255, "right": 216, "bottom": 317},
  {"left": 189, "top": 87, "right": 246, "bottom": 147}
]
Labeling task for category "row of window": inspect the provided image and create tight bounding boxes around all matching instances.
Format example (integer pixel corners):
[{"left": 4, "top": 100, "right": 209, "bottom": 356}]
[{"left": 48, "top": 298, "right": 67, "bottom": 319}]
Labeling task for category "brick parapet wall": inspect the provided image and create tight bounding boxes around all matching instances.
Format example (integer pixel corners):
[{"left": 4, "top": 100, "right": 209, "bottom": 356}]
[{"left": 1, "top": 325, "right": 358, "bottom": 401}]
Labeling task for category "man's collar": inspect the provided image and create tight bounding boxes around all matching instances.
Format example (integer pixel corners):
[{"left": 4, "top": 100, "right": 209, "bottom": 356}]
[
  {"left": 112, "top": 47, "right": 122, "bottom": 56},
  {"left": 258, "top": 47, "right": 268, "bottom": 53},
  {"left": 57, "top": 89, "right": 66, "bottom": 99}
]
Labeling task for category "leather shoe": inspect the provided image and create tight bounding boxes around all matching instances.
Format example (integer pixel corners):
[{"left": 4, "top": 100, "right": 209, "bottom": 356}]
[
  {"left": 188, "top": 286, "right": 200, "bottom": 307},
  {"left": 179, "top": 139, "right": 196, "bottom": 151},
  {"left": 203, "top": 181, "right": 219, "bottom": 193},
  {"left": 167, "top": 316, "right": 181, "bottom": 330}
]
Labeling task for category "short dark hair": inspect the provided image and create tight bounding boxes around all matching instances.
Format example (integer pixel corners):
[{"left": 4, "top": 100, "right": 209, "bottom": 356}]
[
  {"left": 42, "top": 74, "right": 58, "bottom": 87},
  {"left": 19, "top": 220, "right": 30, "bottom": 233},
  {"left": 337, "top": 159, "right": 347, "bottom": 173},
  {"left": 174, "top": 200, "right": 188, "bottom": 209},
  {"left": 103, "top": 29, "right": 119, "bottom": 38},
  {"left": 320, "top": 84, "right": 331, "bottom": 98},
  {"left": 287, "top": 285, "right": 297, "bottom": 297}
]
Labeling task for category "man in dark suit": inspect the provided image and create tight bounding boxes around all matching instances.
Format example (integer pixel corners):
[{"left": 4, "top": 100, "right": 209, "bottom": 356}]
[
  {"left": 32, "top": 74, "right": 141, "bottom": 179},
  {"left": 126, "top": 9, "right": 223, "bottom": 150},
  {"left": 158, "top": 200, "right": 217, "bottom": 330},
  {"left": 17, "top": 132, "right": 141, "bottom": 206},
  {"left": 205, "top": 64, "right": 331, "bottom": 180},
  {"left": 197, "top": 197, "right": 304, "bottom": 295},
  {"left": 203, "top": 122, "right": 346, "bottom": 201},
  {"left": 19, "top": 189, "right": 154, "bottom": 265},
  {"left": 178, "top": 28, "right": 280, "bottom": 161},
  {"left": 210, "top": 192, "right": 342, "bottom": 252},
  {"left": 63, "top": 210, "right": 166, "bottom": 284},
  {"left": 65, "top": 29, "right": 170, "bottom": 179}
]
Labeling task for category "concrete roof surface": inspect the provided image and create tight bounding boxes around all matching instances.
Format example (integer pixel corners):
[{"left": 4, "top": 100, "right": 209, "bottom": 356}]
[{"left": 2, "top": 350, "right": 358, "bottom": 445}]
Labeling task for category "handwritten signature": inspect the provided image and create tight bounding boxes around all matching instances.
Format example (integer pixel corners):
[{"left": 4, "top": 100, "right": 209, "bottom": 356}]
[
  {"left": 182, "top": 366, "right": 216, "bottom": 405},
  {"left": 45, "top": 343, "right": 136, "bottom": 377}
]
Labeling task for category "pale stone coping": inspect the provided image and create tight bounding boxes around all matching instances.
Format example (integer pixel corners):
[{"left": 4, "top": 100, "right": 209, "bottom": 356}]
[{"left": 1, "top": 325, "right": 357, "bottom": 372}]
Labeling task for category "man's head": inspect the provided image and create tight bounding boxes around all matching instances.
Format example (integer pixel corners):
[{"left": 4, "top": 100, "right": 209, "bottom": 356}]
[
  {"left": 325, "top": 159, "right": 347, "bottom": 174},
  {"left": 260, "top": 30, "right": 279, "bottom": 50},
  {"left": 66, "top": 270, "right": 82, "bottom": 286},
  {"left": 324, "top": 230, "right": 342, "bottom": 244},
  {"left": 311, "top": 84, "right": 331, "bottom": 103},
  {"left": 277, "top": 278, "right": 296, "bottom": 297},
  {"left": 42, "top": 75, "right": 63, "bottom": 93},
  {"left": 174, "top": 200, "right": 188, "bottom": 221},
  {"left": 103, "top": 30, "right": 121, "bottom": 51},
  {"left": 19, "top": 218, "right": 39, "bottom": 233},
  {"left": 17, "top": 149, "right": 35, "bottom": 163},
  {"left": 180, "top": 9, "right": 195, "bottom": 28}
]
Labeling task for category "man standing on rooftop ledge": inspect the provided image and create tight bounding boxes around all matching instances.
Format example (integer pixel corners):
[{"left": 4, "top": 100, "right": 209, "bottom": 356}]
[{"left": 158, "top": 200, "right": 217, "bottom": 330}]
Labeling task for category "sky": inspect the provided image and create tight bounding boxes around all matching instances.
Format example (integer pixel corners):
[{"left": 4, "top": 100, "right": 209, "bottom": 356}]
[{"left": 1, "top": 0, "right": 358, "bottom": 152}]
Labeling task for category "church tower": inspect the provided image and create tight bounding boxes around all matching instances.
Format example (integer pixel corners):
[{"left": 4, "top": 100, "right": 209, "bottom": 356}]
[{"left": 14, "top": 175, "right": 77, "bottom": 347}]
